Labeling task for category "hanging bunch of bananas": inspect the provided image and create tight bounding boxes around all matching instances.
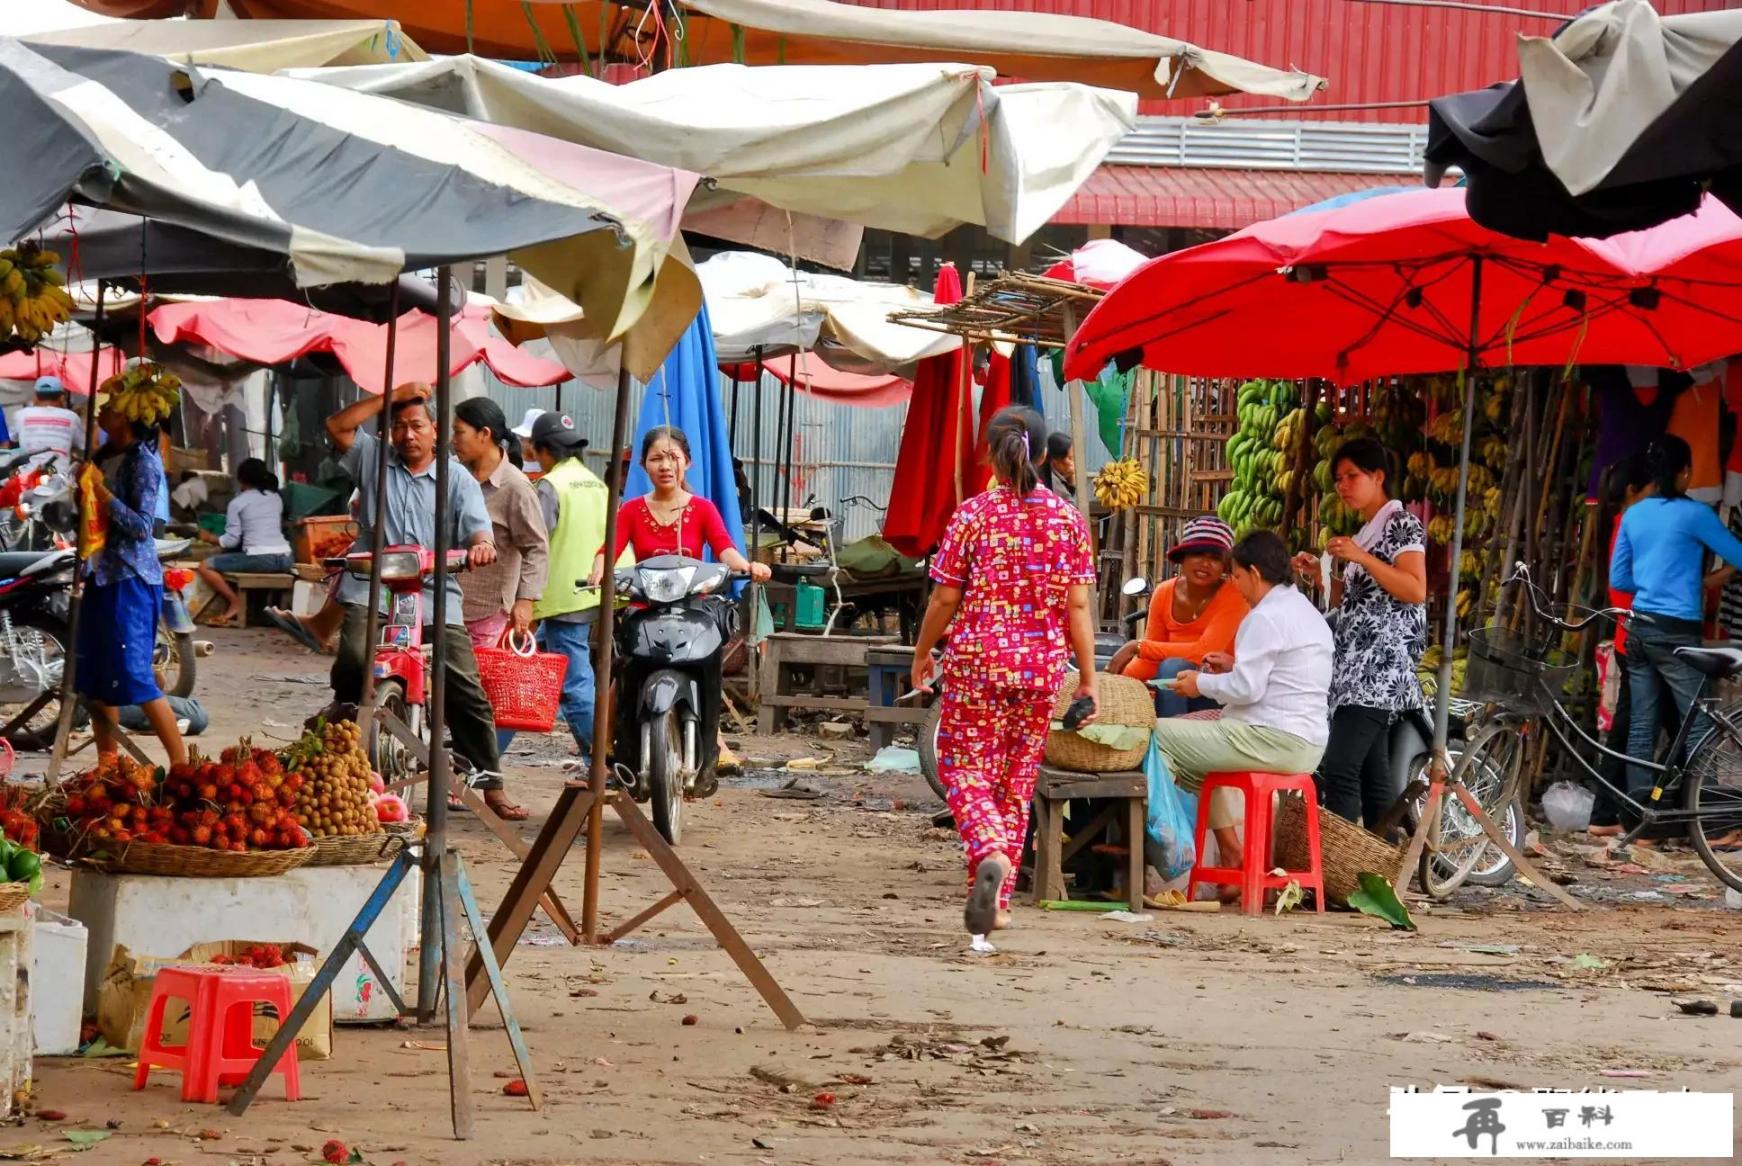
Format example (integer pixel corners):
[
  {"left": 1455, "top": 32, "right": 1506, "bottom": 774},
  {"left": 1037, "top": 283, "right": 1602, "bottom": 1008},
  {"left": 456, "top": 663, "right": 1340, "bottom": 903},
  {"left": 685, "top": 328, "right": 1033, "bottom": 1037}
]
[
  {"left": 0, "top": 244, "right": 76, "bottom": 345},
  {"left": 1218, "top": 379, "right": 1299, "bottom": 537},
  {"left": 1091, "top": 457, "right": 1149, "bottom": 512},
  {"left": 102, "top": 363, "right": 182, "bottom": 425},
  {"left": 1417, "top": 644, "right": 1469, "bottom": 699}
]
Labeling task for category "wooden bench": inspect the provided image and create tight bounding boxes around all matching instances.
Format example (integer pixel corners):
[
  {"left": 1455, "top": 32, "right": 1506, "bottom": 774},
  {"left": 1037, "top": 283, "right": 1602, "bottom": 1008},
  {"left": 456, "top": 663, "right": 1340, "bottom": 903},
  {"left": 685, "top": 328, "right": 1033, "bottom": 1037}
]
[
  {"left": 220, "top": 572, "right": 295, "bottom": 628},
  {"left": 1027, "top": 765, "right": 1146, "bottom": 912},
  {"left": 864, "top": 645, "right": 928, "bottom": 750},
  {"left": 757, "top": 632, "right": 896, "bottom": 734}
]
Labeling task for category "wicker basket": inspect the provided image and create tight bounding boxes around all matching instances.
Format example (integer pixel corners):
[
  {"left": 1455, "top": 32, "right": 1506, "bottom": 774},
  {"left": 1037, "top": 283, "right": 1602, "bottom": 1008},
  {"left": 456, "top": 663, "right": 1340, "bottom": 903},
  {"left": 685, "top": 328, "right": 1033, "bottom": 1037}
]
[
  {"left": 383, "top": 817, "right": 425, "bottom": 841},
  {"left": 1273, "top": 793, "right": 1405, "bottom": 904},
  {"left": 1044, "top": 672, "right": 1153, "bottom": 773},
  {"left": 0, "top": 884, "right": 29, "bottom": 912},
  {"left": 305, "top": 831, "right": 397, "bottom": 867},
  {"left": 77, "top": 841, "right": 315, "bottom": 878}
]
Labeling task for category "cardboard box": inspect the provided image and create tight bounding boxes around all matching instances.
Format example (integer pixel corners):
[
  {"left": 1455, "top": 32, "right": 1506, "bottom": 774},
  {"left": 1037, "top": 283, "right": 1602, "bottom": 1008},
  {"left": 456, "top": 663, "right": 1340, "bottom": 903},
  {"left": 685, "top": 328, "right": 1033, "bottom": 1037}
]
[{"left": 97, "top": 940, "right": 332, "bottom": 1060}]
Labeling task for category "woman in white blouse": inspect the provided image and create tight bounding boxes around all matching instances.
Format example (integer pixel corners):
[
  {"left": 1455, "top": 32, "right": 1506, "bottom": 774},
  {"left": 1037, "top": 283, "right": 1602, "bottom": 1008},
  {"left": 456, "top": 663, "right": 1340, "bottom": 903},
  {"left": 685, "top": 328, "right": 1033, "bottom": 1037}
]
[
  {"left": 1155, "top": 530, "right": 1335, "bottom": 863},
  {"left": 195, "top": 458, "right": 292, "bottom": 627}
]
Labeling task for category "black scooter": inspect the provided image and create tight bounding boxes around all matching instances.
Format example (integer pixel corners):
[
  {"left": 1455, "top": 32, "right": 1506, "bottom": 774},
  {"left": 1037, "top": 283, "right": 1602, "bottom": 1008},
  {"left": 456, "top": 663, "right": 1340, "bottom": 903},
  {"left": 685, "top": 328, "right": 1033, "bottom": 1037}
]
[{"left": 606, "top": 554, "right": 737, "bottom": 845}]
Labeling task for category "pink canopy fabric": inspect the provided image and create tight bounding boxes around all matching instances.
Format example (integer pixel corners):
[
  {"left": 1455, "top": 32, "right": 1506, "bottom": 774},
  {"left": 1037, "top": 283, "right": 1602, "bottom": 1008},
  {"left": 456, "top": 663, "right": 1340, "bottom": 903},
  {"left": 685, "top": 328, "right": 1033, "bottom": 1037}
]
[
  {"left": 0, "top": 346, "right": 125, "bottom": 394},
  {"left": 758, "top": 352, "right": 911, "bottom": 409},
  {"left": 1065, "top": 188, "right": 1742, "bottom": 383},
  {"left": 150, "top": 299, "right": 571, "bottom": 394}
]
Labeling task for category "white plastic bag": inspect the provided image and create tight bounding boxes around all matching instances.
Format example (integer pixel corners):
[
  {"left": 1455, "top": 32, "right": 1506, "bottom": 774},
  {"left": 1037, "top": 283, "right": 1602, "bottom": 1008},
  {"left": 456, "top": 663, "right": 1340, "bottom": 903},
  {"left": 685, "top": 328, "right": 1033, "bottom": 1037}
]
[{"left": 1541, "top": 781, "right": 1595, "bottom": 832}]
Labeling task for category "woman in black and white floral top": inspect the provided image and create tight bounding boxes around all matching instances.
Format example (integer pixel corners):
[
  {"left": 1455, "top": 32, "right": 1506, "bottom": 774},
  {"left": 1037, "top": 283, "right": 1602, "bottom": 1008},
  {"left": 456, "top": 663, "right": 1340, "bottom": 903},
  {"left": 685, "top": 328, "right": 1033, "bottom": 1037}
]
[{"left": 1291, "top": 437, "right": 1427, "bottom": 832}]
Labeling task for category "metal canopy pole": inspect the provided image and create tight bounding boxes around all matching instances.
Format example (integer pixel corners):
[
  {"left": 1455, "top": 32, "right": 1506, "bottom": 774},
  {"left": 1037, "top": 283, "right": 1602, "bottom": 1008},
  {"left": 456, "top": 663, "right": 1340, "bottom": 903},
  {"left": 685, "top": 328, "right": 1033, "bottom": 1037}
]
[
  {"left": 358, "top": 282, "right": 400, "bottom": 715},
  {"left": 46, "top": 281, "right": 108, "bottom": 784},
  {"left": 581, "top": 361, "right": 634, "bottom": 940}
]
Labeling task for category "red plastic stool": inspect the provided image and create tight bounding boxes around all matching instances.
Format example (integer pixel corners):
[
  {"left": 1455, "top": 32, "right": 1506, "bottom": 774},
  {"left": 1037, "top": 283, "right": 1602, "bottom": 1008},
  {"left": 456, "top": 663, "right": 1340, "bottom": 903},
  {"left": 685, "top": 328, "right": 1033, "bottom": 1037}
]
[
  {"left": 134, "top": 966, "right": 301, "bottom": 1103},
  {"left": 1186, "top": 772, "right": 1325, "bottom": 917}
]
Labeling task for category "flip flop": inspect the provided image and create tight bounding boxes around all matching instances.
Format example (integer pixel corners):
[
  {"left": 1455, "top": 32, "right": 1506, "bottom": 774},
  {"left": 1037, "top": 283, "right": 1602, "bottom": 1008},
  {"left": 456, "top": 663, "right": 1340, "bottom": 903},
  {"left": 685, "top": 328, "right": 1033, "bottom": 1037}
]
[
  {"left": 964, "top": 857, "right": 1007, "bottom": 936},
  {"left": 264, "top": 608, "right": 325, "bottom": 654},
  {"left": 484, "top": 793, "right": 530, "bottom": 821}
]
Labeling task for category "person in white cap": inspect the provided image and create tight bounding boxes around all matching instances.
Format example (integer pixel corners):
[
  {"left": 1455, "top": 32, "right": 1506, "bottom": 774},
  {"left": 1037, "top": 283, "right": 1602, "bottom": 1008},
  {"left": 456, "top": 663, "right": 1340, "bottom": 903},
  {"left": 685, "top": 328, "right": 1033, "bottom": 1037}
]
[
  {"left": 15, "top": 375, "right": 85, "bottom": 468},
  {"left": 512, "top": 407, "right": 546, "bottom": 441}
]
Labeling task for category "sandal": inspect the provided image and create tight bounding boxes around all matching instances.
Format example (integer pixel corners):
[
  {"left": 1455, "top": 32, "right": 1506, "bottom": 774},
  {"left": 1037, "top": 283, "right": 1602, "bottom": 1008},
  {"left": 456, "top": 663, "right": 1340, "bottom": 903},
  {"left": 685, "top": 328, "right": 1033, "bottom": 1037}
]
[
  {"left": 204, "top": 610, "right": 238, "bottom": 628},
  {"left": 484, "top": 791, "right": 529, "bottom": 821},
  {"left": 264, "top": 607, "right": 327, "bottom": 654}
]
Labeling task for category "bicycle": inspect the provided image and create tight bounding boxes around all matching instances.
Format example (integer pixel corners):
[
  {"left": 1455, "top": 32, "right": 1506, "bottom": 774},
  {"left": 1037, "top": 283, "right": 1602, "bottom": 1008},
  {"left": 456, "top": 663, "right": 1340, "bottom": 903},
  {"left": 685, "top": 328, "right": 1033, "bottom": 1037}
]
[{"left": 1421, "top": 563, "right": 1742, "bottom": 897}]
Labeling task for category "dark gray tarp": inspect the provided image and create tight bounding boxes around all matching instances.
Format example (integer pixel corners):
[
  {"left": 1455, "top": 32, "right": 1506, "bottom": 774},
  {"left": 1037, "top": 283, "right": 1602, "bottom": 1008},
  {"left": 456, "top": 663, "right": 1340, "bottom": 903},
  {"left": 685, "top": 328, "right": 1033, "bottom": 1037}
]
[
  {"left": 1425, "top": 0, "right": 1742, "bottom": 240},
  {"left": 0, "top": 37, "right": 677, "bottom": 344}
]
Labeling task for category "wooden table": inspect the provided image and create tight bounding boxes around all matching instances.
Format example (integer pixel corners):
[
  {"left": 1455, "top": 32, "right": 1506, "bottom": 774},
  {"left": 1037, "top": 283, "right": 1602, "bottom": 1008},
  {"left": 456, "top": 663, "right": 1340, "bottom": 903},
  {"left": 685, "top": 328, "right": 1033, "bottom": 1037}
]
[
  {"left": 758, "top": 632, "right": 897, "bottom": 734},
  {"left": 1027, "top": 765, "right": 1146, "bottom": 911},
  {"left": 760, "top": 573, "right": 928, "bottom": 641},
  {"left": 864, "top": 645, "right": 928, "bottom": 750}
]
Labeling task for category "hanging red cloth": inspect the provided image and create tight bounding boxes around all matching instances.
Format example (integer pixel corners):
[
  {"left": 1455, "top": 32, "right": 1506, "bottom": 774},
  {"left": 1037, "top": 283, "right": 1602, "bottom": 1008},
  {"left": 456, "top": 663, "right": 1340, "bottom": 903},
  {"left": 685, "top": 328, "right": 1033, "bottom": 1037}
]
[
  {"left": 882, "top": 264, "right": 970, "bottom": 559},
  {"left": 968, "top": 350, "right": 1016, "bottom": 495}
]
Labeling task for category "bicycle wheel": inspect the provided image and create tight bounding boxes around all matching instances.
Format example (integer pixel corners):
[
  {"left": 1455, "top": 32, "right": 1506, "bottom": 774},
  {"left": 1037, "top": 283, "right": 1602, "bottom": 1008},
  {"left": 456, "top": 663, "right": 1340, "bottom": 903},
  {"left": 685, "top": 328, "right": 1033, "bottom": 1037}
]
[
  {"left": 1418, "top": 721, "right": 1525, "bottom": 899},
  {"left": 1683, "top": 718, "right": 1742, "bottom": 893}
]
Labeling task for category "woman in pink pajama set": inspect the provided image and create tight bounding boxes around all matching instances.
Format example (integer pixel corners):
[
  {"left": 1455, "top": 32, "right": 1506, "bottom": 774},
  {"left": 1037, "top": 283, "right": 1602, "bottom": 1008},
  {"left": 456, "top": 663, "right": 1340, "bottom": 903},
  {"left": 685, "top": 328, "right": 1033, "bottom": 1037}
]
[{"left": 912, "top": 406, "right": 1100, "bottom": 938}]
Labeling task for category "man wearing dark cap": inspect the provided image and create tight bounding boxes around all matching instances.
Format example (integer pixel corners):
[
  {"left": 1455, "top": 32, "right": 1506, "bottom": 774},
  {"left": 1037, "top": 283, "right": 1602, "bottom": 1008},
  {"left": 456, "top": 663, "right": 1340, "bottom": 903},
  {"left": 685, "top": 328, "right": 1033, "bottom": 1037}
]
[{"left": 525, "top": 411, "right": 622, "bottom": 767}]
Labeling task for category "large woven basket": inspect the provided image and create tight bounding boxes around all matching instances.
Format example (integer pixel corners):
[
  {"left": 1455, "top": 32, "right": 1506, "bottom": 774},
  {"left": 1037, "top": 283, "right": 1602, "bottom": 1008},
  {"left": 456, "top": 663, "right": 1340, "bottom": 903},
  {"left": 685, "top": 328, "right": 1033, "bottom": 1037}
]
[
  {"left": 1044, "top": 672, "right": 1153, "bottom": 773},
  {"left": 0, "top": 884, "right": 29, "bottom": 912},
  {"left": 1273, "top": 793, "right": 1404, "bottom": 904},
  {"left": 77, "top": 841, "right": 315, "bottom": 878},
  {"left": 305, "top": 831, "right": 397, "bottom": 867}
]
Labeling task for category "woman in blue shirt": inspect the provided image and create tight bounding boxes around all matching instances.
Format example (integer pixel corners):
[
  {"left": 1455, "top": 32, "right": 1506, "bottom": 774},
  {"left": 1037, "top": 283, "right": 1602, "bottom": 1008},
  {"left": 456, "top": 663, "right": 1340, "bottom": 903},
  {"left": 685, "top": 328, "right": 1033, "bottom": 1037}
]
[
  {"left": 81, "top": 389, "right": 187, "bottom": 766},
  {"left": 1610, "top": 435, "right": 1742, "bottom": 805}
]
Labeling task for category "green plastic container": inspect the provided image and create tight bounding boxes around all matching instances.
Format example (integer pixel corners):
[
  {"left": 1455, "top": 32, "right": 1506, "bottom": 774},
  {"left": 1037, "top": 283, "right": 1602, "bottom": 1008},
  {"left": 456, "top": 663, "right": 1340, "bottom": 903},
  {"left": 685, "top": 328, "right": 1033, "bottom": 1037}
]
[
  {"left": 795, "top": 579, "right": 826, "bottom": 630},
  {"left": 197, "top": 512, "right": 226, "bottom": 537}
]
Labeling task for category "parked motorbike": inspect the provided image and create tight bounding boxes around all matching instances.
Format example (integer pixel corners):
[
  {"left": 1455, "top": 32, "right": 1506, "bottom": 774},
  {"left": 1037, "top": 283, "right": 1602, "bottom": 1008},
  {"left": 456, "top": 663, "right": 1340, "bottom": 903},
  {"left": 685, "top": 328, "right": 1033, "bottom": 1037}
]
[
  {"left": 340, "top": 545, "right": 473, "bottom": 788},
  {"left": 607, "top": 554, "right": 738, "bottom": 846},
  {"left": 0, "top": 460, "right": 197, "bottom": 699},
  {"left": 0, "top": 545, "right": 78, "bottom": 745}
]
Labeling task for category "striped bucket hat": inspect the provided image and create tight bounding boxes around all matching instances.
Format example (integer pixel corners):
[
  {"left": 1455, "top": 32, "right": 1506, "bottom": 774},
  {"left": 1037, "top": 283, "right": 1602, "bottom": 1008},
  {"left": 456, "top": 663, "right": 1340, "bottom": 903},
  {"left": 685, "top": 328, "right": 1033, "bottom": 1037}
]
[{"left": 1168, "top": 516, "right": 1236, "bottom": 562}]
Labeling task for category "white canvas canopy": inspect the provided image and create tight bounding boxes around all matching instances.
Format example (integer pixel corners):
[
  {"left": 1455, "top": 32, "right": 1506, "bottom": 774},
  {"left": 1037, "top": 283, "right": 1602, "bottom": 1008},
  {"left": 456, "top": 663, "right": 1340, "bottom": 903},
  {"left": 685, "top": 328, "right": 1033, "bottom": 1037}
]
[
  {"left": 292, "top": 56, "right": 1136, "bottom": 247},
  {"left": 495, "top": 251, "right": 959, "bottom": 387}
]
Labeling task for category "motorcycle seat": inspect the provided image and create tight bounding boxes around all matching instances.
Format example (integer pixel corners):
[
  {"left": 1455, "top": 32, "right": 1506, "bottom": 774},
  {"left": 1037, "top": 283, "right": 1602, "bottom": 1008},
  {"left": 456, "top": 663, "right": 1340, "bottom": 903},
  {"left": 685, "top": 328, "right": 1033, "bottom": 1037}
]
[
  {"left": 0, "top": 550, "right": 68, "bottom": 579},
  {"left": 1673, "top": 645, "right": 1742, "bottom": 679}
]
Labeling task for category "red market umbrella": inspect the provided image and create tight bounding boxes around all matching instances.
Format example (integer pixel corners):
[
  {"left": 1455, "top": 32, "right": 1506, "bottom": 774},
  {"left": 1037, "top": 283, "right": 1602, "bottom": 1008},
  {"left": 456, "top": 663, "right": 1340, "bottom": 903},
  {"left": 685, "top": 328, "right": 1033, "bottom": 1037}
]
[
  {"left": 1065, "top": 188, "right": 1742, "bottom": 385},
  {"left": 1063, "top": 186, "right": 1742, "bottom": 764},
  {"left": 150, "top": 298, "right": 572, "bottom": 393},
  {"left": 882, "top": 263, "right": 970, "bottom": 559}
]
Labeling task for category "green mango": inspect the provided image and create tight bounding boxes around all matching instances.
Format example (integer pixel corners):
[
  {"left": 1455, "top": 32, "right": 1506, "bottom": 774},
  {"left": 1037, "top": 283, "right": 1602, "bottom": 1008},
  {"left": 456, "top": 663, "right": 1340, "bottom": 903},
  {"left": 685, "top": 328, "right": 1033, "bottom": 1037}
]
[{"left": 6, "top": 850, "right": 40, "bottom": 895}]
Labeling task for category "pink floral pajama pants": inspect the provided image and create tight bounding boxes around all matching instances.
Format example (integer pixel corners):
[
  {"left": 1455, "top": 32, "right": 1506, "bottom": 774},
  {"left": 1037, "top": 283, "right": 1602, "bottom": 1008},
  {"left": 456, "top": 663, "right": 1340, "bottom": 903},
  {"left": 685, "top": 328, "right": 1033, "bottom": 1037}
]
[{"left": 937, "top": 678, "right": 1055, "bottom": 910}]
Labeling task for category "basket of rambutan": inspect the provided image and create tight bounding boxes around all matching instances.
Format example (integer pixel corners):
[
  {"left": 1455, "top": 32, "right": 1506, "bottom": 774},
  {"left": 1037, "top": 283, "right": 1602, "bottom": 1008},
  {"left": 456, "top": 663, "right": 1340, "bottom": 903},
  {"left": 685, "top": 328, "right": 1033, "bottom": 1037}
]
[{"left": 43, "top": 744, "right": 315, "bottom": 877}]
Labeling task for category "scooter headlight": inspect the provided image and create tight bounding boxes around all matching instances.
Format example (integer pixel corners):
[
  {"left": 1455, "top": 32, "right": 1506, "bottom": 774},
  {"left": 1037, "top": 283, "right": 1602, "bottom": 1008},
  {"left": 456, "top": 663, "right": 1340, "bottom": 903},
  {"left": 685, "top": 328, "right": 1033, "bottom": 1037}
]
[
  {"left": 639, "top": 565, "right": 693, "bottom": 603},
  {"left": 377, "top": 550, "right": 424, "bottom": 584}
]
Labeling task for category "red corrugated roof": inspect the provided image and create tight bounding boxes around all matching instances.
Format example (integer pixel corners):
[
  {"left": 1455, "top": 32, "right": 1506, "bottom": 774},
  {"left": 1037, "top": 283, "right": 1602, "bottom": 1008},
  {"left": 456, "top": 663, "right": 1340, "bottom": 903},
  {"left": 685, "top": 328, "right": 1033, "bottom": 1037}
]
[
  {"left": 1053, "top": 166, "right": 1412, "bottom": 229},
  {"left": 849, "top": 0, "right": 1735, "bottom": 123}
]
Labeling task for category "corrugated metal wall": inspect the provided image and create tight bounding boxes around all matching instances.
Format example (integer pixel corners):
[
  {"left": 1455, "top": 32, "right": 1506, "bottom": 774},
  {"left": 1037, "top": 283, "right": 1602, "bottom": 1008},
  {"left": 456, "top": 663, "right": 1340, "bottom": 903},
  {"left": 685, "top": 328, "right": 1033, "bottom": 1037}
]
[
  {"left": 846, "top": 0, "right": 1739, "bottom": 120},
  {"left": 477, "top": 358, "right": 1117, "bottom": 545}
]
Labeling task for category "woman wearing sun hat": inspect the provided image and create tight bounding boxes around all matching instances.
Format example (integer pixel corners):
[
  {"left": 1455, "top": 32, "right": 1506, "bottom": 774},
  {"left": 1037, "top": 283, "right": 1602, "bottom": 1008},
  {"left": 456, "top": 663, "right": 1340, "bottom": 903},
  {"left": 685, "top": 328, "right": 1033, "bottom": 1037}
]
[{"left": 1110, "top": 515, "right": 1248, "bottom": 717}]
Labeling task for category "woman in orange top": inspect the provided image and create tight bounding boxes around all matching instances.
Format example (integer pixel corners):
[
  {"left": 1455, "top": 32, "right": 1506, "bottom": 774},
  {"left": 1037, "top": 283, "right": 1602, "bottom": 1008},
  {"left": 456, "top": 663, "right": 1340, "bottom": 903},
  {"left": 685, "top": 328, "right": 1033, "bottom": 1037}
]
[{"left": 1110, "top": 516, "right": 1248, "bottom": 716}]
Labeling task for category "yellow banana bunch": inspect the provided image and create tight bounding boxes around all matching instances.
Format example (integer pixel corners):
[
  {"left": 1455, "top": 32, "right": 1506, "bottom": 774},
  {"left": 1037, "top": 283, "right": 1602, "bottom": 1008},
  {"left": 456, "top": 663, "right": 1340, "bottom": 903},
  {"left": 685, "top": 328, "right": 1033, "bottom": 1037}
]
[
  {"left": 1091, "top": 458, "right": 1149, "bottom": 512},
  {"left": 1427, "top": 514, "right": 1455, "bottom": 545},
  {"left": 102, "top": 364, "right": 182, "bottom": 426},
  {"left": 0, "top": 244, "right": 74, "bottom": 344}
]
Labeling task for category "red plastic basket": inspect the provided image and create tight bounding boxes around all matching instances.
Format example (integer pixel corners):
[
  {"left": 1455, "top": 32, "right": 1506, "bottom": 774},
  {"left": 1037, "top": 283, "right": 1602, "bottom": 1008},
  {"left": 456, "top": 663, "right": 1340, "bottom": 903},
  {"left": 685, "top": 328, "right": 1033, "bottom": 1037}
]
[{"left": 476, "top": 632, "right": 570, "bottom": 732}]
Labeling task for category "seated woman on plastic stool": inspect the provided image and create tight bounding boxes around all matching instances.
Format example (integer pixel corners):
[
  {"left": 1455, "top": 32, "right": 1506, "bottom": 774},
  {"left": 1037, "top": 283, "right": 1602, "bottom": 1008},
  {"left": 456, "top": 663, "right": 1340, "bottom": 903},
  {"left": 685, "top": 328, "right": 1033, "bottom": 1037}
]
[
  {"left": 1151, "top": 531, "right": 1334, "bottom": 872},
  {"left": 1109, "top": 515, "right": 1247, "bottom": 716}
]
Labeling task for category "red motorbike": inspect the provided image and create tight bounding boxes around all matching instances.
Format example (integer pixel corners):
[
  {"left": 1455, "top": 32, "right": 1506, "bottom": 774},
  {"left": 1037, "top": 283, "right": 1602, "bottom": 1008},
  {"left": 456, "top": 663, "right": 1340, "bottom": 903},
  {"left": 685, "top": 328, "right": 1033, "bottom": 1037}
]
[{"left": 333, "top": 544, "right": 470, "bottom": 786}]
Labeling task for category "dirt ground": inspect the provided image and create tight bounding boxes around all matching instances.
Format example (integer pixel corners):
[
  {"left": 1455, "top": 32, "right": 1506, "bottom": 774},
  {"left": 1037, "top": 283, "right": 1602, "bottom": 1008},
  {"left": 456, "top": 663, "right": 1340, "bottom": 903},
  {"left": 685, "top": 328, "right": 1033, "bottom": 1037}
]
[{"left": 3, "top": 626, "right": 1741, "bottom": 1166}]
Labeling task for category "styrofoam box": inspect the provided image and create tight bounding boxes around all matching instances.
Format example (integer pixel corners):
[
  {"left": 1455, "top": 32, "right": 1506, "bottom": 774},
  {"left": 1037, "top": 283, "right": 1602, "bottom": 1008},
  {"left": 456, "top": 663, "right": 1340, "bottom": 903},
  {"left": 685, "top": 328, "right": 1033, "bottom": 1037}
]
[
  {"left": 28, "top": 906, "right": 85, "bottom": 1056},
  {"left": 69, "top": 864, "right": 420, "bottom": 1024},
  {"left": 0, "top": 909, "right": 30, "bottom": 1115}
]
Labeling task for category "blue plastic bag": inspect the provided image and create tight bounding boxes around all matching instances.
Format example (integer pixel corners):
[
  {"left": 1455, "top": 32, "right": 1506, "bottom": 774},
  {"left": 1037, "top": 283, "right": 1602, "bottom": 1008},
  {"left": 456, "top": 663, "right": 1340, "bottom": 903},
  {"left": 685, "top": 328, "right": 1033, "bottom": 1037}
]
[{"left": 1143, "top": 733, "right": 1198, "bottom": 880}]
